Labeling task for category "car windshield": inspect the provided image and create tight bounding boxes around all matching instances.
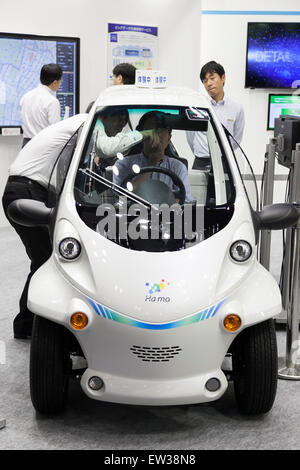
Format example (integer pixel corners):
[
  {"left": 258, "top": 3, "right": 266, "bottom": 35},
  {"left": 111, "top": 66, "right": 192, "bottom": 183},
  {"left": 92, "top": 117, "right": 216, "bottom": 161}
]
[{"left": 74, "top": 105, "right": 235, "bottom": 252}]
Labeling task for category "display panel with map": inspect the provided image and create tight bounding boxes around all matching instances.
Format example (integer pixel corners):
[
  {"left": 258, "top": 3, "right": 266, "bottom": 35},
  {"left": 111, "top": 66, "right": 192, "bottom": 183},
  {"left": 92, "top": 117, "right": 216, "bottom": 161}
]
[{"left": 0, "top": 32, "right": 80, "bottom": 127}]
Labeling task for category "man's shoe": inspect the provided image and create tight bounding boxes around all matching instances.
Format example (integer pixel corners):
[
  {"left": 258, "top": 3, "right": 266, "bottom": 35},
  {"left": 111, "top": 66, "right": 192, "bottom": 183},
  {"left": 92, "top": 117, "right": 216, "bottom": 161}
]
[
  {"left": 13, "top": 323, "right": 32, "bottom": 339},
  {"left": 14, "top": 330, "right": 31, "bottom": 340},
  {"left": 13, "top": 316, "right": 33, "bottom": 340}
]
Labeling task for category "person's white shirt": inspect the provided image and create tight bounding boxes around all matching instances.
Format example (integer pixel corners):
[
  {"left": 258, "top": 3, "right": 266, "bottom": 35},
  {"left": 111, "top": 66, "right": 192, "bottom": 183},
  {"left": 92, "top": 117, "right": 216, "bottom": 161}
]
[
  {"left": 186, "top": 95, "right": 245, "bottom": 158},
  {"left": 96, "top": 126, "right": 143, "bottom": 158},
  {"left": 210, "top": 95, "right": 245, "bottom": 145},
  {"left": 20, "top": 83, "right": 61, "bottom": 139},
  {"left": 9, "top": 114, "right": 87, "bottom": 188}
]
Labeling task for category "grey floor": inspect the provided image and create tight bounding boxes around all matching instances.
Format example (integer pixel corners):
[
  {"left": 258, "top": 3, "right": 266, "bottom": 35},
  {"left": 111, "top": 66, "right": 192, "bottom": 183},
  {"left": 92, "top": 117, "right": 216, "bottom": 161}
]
[{"left": 0, "top": 226, "right": 299, "bottom": 451}]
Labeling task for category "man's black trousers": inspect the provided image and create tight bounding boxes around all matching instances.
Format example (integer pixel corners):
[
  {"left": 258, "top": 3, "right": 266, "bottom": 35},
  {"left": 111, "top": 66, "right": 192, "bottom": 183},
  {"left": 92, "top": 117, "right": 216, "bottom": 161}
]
[{"left": 2, "top": 176, "right": 52, "bottom": 335}]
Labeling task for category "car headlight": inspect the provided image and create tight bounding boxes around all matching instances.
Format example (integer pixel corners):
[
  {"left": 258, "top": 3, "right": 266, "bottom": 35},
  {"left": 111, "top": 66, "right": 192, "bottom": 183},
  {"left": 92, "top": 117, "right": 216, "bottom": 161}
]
[
  {"left": 59, "top": 237, "right": 81, "bottom": 260},
  {"left": 230, "top": 240, "right": 252, "bottom": 262}
]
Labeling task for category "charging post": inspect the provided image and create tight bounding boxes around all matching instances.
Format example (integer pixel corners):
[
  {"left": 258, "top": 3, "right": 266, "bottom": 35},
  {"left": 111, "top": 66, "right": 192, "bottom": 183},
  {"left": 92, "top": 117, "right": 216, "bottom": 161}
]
[
  {"left": 259, "top": 138, "right": 276, "bottom": 270},
  {"left": 258, "top": 115, "right": 300, "bottom": 379},
  {"left": 278, "top": 143, "right": 300, "bottom": 380}
]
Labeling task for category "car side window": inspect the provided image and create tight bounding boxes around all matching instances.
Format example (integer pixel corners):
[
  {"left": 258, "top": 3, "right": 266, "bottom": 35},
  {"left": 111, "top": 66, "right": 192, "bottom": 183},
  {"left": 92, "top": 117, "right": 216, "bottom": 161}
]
[
  {"left": 47, "top": 125, "right": 83, "bottom": 207},
  {"left": 225, "top": 128, "right": 258, "bottom": 210}
]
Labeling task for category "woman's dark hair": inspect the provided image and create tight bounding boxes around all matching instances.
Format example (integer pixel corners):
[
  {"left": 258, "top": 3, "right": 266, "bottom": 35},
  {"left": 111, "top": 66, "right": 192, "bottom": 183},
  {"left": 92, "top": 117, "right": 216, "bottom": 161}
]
[
  {"left": 200, "top": 61, "right": 225, "bottom": 82},
  {"left": 40, "top": 64, "right": 63, "bottom": 86},
  {"left": 112, "top": 63, "right": 136, "bottom": 84}
]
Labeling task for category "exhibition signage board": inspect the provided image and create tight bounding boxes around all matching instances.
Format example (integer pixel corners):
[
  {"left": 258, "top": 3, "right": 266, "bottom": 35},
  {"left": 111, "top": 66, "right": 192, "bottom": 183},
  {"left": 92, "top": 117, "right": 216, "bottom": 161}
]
[{"left": 107, "top": 23, "right": 158, "bottom": 85}]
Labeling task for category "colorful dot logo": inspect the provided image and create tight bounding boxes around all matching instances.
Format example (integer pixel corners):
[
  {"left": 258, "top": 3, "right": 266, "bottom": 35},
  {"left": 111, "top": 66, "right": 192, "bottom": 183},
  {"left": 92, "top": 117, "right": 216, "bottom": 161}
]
[{"left": 145, "top": 279, "right": 170, "bottom": 294}]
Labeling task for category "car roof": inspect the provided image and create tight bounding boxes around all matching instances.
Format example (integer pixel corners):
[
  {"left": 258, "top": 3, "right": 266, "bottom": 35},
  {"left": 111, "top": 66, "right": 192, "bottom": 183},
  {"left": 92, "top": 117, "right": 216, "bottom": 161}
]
[{"left": 94, "top": 85, "right": 211, "bottom": 109}]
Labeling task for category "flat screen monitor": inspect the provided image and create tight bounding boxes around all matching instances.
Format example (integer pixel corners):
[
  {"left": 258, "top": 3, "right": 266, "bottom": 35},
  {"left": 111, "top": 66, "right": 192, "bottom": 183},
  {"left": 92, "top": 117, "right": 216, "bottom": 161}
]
[
  {"left": 274, "top": 115, "right": 300, "bottom": 168},
  {"left": 245, "top": 22, "right": 300, "bottom": 89},
  {"left": 0, "top": 32, "right": 80, "bottom": 127},
  {"left": 267, "top": 94, "right": 300, "bottom": 130}
]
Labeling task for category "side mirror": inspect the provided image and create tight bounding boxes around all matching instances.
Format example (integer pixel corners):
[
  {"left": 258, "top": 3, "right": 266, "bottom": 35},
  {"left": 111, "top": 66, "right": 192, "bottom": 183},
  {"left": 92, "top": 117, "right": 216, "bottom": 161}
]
[
  {"left": 254, "top": 203, "right": 299, "bottom": 230},
  {"left": 7, "top": 199, "right": 53, "bottom": 227}
]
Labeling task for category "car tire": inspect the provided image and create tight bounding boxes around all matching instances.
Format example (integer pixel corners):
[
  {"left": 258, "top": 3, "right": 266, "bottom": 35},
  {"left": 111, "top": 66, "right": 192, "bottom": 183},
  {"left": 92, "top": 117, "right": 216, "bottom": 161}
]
[
  {"left": 232, "top": 319, "right": 278, "bottom": 415},
  {"left": 30, "top": 315, "right": 71, "bottom": 414}
]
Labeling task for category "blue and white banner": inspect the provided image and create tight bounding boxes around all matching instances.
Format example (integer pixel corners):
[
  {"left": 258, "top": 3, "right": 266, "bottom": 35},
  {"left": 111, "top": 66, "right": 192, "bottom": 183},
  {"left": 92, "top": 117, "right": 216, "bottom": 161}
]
[{"left": 108, "top": 23, "right": 158, "bottom": 36}]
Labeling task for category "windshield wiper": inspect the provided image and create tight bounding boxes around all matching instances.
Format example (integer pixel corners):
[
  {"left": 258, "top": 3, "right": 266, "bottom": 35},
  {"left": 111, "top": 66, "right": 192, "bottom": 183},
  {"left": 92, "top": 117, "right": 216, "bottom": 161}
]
[{"left": 79, "top": 168, "right": 159, "bottom": 211}]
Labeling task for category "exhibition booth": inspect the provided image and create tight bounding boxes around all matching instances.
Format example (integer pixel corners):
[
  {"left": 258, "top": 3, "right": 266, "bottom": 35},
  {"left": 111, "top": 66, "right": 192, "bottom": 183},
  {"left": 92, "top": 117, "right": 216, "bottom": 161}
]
[{"left": 0, "top": 0, "right": 300, "bottom": 452}]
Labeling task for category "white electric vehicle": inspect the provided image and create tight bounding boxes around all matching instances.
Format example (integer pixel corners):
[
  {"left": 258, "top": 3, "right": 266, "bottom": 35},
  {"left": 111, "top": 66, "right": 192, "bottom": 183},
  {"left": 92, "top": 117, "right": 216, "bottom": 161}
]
[{"left": 9, "top": 76, "right": 299, "bottom": 416}]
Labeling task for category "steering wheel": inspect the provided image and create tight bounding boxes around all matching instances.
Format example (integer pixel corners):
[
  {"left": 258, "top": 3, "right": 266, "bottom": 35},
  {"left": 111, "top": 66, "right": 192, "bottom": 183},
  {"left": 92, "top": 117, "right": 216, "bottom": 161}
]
[{"left": 121, "top": 165, "right": 186, "bottom": 205}]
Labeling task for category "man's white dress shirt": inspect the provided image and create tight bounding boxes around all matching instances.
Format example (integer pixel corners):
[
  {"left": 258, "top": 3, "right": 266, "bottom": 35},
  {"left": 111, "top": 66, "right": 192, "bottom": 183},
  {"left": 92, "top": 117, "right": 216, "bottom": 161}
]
[
  {"left": 96, "top": 127, "right": 143, "bottom": 158},
  {"left": 9, "top": 114, "right": 87, "bottom": 188},
  {"left": 20, "top": 84, "right": 61, "bottom": 138},
  {"left": 187, "top": 95, "right": 245, "bottom": 158}
]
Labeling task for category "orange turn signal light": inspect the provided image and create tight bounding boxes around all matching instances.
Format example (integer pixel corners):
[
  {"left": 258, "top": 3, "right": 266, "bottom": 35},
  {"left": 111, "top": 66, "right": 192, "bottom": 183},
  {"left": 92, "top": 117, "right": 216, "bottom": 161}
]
[
  {"left": 223, "top": 314, "right": 242, "bottom": 332},
  {"left": 70, "top": 312, "right": 88, "bottom": 330}
]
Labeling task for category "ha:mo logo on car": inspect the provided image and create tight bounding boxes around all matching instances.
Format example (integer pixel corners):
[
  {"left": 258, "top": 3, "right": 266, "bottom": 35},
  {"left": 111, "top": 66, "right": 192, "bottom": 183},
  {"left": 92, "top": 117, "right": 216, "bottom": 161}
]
[{"left": 145, "top": 295, "right": 171, "bottom": 303}]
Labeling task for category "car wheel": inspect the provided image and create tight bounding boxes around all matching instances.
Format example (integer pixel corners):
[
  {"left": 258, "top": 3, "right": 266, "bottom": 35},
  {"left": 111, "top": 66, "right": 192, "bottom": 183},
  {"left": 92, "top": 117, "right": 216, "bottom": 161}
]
[
  {"left": 30, "top": 315, "right": 71, "bottom": 414},
  {"left": 232, "top": 319, "right": 278, "bottom": 415}
]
